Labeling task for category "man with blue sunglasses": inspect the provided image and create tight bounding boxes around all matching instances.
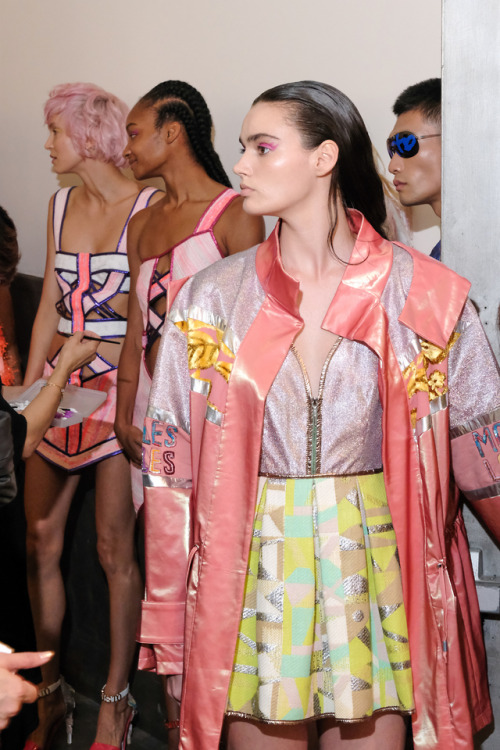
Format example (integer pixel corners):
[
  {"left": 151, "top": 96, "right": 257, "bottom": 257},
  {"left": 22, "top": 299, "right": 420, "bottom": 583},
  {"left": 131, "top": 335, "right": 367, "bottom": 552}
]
[{"left": 388, "top": 79, "right": 442, "bottom": 260}]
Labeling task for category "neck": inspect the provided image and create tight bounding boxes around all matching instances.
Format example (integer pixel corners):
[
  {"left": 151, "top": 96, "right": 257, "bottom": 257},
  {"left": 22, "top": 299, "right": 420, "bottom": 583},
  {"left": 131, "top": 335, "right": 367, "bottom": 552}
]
[
  {"left": 76, "top": 159, "right": 137, "bottom": 203},
  {"left": 159, "top": 151, "right": 221, "bottom": 204},
  {"left": 279, "top": 197, "right": 355, "bottom": 278},
  {"left": 432, "top": 198, "right": 442, "bottom": 219}
]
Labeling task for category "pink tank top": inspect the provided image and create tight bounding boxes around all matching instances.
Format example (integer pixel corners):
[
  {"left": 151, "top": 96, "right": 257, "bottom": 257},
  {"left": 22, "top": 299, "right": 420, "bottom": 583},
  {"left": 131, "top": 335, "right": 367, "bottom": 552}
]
[{"left": 136, "top": 188, "right": 238, "bottom": 353}]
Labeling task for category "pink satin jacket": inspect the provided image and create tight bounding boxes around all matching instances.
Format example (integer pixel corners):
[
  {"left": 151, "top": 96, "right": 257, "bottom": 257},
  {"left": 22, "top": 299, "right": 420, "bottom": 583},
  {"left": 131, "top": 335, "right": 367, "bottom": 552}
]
[{"left": 138, "top": 212, "right": 500, "bottom": 750}]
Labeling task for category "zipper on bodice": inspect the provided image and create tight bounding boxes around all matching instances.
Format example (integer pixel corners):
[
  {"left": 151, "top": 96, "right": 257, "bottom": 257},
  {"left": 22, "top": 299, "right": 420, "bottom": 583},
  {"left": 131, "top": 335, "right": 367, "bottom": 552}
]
[{"left": 291, "top": 337, "right": 342, "bottom": 475}]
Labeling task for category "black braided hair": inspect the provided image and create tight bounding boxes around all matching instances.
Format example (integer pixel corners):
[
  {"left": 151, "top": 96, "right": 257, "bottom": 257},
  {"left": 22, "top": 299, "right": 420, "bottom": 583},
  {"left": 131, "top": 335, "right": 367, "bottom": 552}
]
[{"left": 139, "top": 81, "right": 232, "bottom": 188}]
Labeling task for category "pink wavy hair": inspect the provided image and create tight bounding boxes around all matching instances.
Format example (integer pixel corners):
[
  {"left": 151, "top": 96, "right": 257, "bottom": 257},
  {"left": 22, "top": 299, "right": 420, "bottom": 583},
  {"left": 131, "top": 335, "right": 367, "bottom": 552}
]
[{"left": 44, "top": 82, "right": 128, "bottom": 168}]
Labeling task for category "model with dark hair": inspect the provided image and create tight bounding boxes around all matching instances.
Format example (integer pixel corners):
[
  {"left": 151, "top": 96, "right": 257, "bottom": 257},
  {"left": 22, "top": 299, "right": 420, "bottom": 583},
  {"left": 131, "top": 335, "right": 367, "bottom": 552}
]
[
  {"left": 138, "top": 80, "right": 500, "bottom": 749},
  {"left": 22, "top": 83, "right": 161, "bottom": 750},
  {"left": 116, "top": 79, "right": 263, "bottom": 505},
  {"left": 115, "top": 80, "right": 264, "bottom": 744}
]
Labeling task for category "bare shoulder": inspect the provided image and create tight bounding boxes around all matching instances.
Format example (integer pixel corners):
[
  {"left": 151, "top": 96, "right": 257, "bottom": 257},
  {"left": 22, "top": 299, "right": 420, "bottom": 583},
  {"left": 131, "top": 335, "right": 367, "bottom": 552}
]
[
  {"left": 47, "top": 184, "right": 79, "bottom": 212},
  {"left": 128, "top": 194, "right": 162, "bottom": 236},
  {"left": 216, "top": 194, "right": 265, "bottom": 255},
  {"left": 127, "top": 193, "right": 167, "bottom": 260},
  {"left": 146, "top": 188, "right": 165, "bottom": 207}
]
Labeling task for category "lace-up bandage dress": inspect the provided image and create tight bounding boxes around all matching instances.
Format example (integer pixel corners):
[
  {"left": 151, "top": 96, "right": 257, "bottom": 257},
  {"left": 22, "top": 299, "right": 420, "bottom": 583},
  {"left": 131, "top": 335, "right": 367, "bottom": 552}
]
[{"left": 37, "top": 185, "right": 158, "bottom": 470}]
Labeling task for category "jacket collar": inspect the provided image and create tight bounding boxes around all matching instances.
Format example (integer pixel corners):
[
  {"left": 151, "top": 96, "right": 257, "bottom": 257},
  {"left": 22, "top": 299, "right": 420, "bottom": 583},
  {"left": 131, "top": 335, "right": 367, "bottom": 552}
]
[
  {"left": 255, "top": 210, "right": 393, "bottom": 341},
  {"left": 255, "top": 210, "right": 470, "bottom": 348},
  {"left": 255, "top": 222, "right": 302, "bottom": 319},
  {"left": 396, "top": 243, "right": 470, "bottom": 349}
]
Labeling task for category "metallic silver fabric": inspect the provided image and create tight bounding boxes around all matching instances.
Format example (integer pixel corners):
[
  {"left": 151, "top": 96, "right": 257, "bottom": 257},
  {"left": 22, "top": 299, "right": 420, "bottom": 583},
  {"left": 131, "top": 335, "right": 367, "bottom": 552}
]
[
  {"left": 448, "top": 300, "right": 500, "bottom": 428},
  {"left": 260, "top": 341, "right": 383, "bottom": 476},
  {"left": 450, "top": 405, "right": 500, "bottom": 439}
]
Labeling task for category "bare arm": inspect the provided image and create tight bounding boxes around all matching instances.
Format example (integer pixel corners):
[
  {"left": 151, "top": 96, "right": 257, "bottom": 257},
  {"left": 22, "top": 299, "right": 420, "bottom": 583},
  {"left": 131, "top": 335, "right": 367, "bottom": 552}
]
[
  {"left": 115, "top": 214, "right": 145, "bottom": 466},
  {"left": 21, "top": 332, "right": 100, "bottom": 457},
  {"left": 214, "top": 195, "right": 266, "bottom": 256},
  {"left": 23, "top": 195, "right": 64, "bottom": 386}
]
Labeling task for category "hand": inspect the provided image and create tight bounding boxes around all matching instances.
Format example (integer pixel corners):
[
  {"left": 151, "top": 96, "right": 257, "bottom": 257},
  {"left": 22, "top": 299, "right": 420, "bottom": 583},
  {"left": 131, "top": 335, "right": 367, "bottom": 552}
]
[
  {"left": 0, "top": 650, "right": 53, "bottom": 729},
  {"left": 52, "top": 332, "right": 101, "bottom": 383},
  {"left": 115, "top": 422, "right": 143, "bottom": 467}
]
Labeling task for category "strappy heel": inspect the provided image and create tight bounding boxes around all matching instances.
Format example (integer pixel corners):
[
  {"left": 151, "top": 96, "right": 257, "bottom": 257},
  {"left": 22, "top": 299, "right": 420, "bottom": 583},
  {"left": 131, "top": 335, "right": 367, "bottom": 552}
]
[
  {"left": 61, "top": 676, "right": 76, "bottom": 744},
  {"left": 23, "top": 676, "right": 75, "bottom": 749},
  {"left": 89, "top": 683, "right": 137, "bottom": 750}
]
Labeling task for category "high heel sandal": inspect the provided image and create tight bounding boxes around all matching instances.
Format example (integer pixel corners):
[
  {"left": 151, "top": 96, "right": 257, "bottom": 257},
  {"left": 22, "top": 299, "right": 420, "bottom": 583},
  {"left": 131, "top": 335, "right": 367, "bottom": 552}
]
[
  {"left": 89, "top": 683, "right": 137, "bottom": 750},
  {"left": 23, "top": 676, "right": 75, "bottom": 750}
]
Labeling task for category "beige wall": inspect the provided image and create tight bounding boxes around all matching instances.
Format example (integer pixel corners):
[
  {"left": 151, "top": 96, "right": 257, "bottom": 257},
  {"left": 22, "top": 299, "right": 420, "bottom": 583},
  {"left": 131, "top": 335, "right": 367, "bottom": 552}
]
[{"left": 1, "top": 0, "right": 441, "bottom": 277}]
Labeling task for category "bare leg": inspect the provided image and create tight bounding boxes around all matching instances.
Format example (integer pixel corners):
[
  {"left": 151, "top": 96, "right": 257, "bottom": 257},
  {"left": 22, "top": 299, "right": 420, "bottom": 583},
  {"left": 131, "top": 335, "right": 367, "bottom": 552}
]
[
  {"left": 93, "top": 451, "right": 142, "bottom": 746},
  {"left": 24, "top": 453, "right": 80, "bottom": 747},
  {"left": 225, "top": 717, "right": 315, "bottom": 750},
  {"left": 162, "top": 675, "right": 181, "bottom": 749},
  {"left": 224, "top": 713, "right": 406, "bottom": 750},
  {"left": 318, "top": 713, "right": 408, "bottom": 750}
]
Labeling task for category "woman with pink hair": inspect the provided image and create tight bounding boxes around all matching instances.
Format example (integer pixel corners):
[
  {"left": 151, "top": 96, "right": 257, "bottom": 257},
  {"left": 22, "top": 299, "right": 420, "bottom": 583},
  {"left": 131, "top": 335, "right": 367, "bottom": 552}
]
[{"left": 22, "top": 82, "right": 161, "bottom": 750}]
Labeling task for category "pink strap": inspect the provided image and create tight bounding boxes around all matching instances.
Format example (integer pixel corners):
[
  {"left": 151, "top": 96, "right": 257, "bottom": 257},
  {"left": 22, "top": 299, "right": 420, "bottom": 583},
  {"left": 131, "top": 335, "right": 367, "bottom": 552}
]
[{"left": 195, "top": 189, "right": 238, "bottom": 232}]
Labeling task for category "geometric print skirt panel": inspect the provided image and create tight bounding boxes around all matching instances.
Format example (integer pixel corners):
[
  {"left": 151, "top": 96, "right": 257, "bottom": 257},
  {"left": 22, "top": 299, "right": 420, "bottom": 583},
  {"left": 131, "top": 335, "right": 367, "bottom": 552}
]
[
  {"left": 226, "top": 473, "right": 414, "bottom": 723},
  {"left": 36, "top": 354, "right": 121, "bottom": 471}
]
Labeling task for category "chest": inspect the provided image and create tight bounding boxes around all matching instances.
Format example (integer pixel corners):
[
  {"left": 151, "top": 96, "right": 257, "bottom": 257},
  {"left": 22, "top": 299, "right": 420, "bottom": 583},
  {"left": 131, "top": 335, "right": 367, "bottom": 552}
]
[
  {"left": 138, "top": 200, "right": 218, "bottom": 265},
  {"left": 59, "top": 202, "right": 133, "bottom": 255},
  {"left": 260, "top": 339, "right": 384, "bottom": 476},
  {"left": 292, "top": 274, "right": 343, "bottom": 398}
]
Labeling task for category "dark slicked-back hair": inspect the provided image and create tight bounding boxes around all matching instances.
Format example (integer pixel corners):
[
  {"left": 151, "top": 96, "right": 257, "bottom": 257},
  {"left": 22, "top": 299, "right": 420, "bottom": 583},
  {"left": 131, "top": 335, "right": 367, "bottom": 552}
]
[
  {"left": 393, "top": 78, "right": 441, "bottom": 125},
  {"left": 254, "top": 81, "right": 388, "bottom": 247},
  {"left": 139, "top": 81, "right": 232, "bottom": 188},
  {"left": 0, "top": 207, "right": 20, "bottom": 287}
]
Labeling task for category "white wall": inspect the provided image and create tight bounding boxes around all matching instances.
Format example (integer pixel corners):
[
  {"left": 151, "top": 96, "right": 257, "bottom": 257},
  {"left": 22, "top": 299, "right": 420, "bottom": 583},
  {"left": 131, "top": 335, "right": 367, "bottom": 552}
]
[
  {"left": 1, "top": 0, "right": 441, "bottom": 277},
  {"left": 443, "top": 3, "right": 500, "bottom": 747}
]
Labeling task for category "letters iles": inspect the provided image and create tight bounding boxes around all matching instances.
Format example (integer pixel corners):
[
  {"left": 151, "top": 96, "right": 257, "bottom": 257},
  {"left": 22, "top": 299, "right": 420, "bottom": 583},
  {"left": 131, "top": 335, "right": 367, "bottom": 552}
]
[{"left": 142, "top": 417, "right": 178, "bottom": 475}]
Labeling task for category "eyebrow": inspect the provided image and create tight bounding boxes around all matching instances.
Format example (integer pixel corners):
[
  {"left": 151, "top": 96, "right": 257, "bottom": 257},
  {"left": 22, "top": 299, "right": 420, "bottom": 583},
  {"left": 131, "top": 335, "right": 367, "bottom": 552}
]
[{"left": 239, "top": 132, "right": 280, "bottom": 145}]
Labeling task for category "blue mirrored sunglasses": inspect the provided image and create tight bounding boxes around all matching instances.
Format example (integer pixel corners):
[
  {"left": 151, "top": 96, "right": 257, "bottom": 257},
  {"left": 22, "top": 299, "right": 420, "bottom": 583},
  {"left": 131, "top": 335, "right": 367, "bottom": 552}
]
[{"left": 387, "top": 131, "right": 441, "bottom": 159}]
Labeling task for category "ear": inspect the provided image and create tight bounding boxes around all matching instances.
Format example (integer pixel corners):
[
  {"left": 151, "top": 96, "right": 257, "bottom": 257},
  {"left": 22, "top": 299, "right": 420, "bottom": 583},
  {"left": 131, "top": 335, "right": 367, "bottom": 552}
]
[
  {"left": 314, "top": 140, "right": 339, "bottom": 176},
  {"left": 164, "top": 121, "right": 182, "bottom": 145}
]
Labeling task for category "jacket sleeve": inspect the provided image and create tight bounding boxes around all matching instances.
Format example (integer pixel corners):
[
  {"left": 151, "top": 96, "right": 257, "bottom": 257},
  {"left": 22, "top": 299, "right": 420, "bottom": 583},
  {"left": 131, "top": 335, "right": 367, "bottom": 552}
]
[
  {"left": 448, "top": 300, "right": 500, "bottom": 545},
  {"left": 138, "top": 317, "right": 193, "bottom": 674}
]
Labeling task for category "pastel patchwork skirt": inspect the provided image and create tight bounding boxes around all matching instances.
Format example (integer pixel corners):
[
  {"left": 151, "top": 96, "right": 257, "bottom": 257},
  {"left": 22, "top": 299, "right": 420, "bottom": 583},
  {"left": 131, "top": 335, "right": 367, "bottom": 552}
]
[{"left": 226, "top": 473, "right": 414, "bottom": 723}]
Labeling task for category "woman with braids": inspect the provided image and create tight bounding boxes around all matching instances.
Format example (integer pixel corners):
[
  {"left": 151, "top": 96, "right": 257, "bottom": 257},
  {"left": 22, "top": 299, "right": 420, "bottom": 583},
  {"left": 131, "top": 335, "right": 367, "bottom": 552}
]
[
  {"left": 117, "top": 80, "right": 264, "bottom": 504},
  {"left": 116, "top": 79, "right": 264, "bottom": 742},
  {"left": 140, "top": 81, "right": 500, "bottom": 749},
  {"left": 22, "top": 83, "right": 161, "bottom": 750}
]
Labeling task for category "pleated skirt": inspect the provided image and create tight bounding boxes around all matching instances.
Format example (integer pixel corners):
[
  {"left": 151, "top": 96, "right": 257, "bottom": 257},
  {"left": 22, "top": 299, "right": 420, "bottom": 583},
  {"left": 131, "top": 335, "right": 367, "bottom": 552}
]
[{"left": 226, "top": 473, "right": 414, "bottom": 723}]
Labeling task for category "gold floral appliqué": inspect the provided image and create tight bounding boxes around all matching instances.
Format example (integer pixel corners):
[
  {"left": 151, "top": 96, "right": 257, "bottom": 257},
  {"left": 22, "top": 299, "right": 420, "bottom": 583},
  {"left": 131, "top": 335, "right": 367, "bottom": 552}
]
[{"left": 403, "top": 332, "right": 460, "bottom": 401}]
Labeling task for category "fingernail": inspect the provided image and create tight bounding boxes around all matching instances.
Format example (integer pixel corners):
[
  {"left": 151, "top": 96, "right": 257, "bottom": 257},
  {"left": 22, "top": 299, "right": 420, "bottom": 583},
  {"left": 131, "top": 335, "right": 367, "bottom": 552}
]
[{"left": 40, "top": 651, "right": 54, "bottom": 658}]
